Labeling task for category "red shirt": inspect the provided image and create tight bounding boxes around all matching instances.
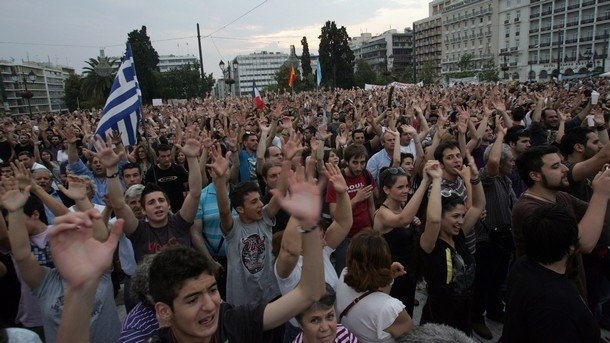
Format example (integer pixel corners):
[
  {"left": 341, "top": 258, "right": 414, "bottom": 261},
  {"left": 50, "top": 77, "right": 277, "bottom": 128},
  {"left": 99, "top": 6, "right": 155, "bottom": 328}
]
[{"left": 325, "top": 171, "right": 376, "bottom": 237}]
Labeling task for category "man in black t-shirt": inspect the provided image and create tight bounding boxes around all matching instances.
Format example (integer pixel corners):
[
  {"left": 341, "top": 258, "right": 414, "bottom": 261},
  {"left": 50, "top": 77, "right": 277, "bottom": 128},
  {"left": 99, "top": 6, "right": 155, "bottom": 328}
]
[
  {"left": 144, "top": 144, "right": 188, "bottom": 212},
  {"left": 501, "top": 204, "right": 600, "bottom": 342}
]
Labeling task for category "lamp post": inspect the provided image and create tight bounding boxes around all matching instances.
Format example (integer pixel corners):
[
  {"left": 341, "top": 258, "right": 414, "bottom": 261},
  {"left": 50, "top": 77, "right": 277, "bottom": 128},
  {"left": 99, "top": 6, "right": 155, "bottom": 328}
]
[
  {"left": 11, "top": 69, "right": 37, "bottom": 118},
  {"left": 219, "top": 59, "right": 238, "bottom": 97},
  {"left": 556, "top": 32, "right": 564, "bottom": 80}
]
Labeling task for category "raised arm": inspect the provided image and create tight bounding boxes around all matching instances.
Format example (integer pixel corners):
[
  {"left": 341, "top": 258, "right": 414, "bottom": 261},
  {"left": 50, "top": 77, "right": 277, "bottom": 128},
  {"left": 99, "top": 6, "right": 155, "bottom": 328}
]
[
  {"left": 420, "top": 161, "right": 443, "bottom": 253},
  {"left": 484, "top": 122, "right": 507, "bottom": 177},
  {"left": 322, "top": 163, "right": 353, "bottom": 249},
  {"left": 577, "top": 168, "right": 610, "bottom": 253},
  {"left": 0, "top": 179, "right": 45, "bottom": 290},
  {"left": 208, "top": 145, "right": 233, "bottom": 236},
  {"left": 263, "top": 177, "right": 325, "bottom": 330},
  {"left": 177, "top": 131, "right": 203, "bottom": 223},
  {"left": 461, "top": 155, "right": 485, "bottom": 235},
  {"left": 51, "top": 210, "right": 123, "bottom": 343},
  {"left": 93, "top": 135, "right": 139, "bottom": 234}
]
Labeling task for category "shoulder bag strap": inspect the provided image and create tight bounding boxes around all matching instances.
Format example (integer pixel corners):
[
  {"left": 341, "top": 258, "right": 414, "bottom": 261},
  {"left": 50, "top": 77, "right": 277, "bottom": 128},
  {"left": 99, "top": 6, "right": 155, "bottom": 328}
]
[{"left": 339, "top": 290, "right": 376, "bottom": 321}]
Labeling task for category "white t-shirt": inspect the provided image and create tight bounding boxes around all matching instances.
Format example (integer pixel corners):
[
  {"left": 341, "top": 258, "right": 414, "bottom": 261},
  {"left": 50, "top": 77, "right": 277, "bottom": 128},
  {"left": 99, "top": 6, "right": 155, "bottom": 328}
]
[
  {"left": 336, "top": 269, "right": 404, "bottom": 343},
  {"left": 274, "top": 246, "right": 338, "bottom": 327}
]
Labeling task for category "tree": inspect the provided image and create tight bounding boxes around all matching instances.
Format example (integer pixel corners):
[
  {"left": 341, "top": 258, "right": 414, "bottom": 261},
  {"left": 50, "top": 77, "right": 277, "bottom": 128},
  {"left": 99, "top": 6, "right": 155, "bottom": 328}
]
[
  {"left": 81, "top": 56, "right": 117, "bottom": 108},
  {"left": 420, "top": 61, "right": 437, "bottom": 85},
  {"left": 318, "top": 21, "right": 355, "bottom": 89},
  {"left": 453, "top": 53, "right": 475, "bottom": 78},
  {"left": 300, "top": 36, "right": 313, "bottom": 90},
  {"left": 479, "top": 58, "right": 500, "bottom": 82},
  {"left": 127, "top": 26, "right": 160, "bottom": 104},
  {"left": 155, "top": 63, "right": 202, "bottom": 100},
  {"left": 353, "top": 59, "right": 377, "bottom": 88},
  {"left": 270, "top": 64, "right": 302, "bottom": 92},
  {"left": 63, "top": 74, "right": 83, "bottom": 111}
]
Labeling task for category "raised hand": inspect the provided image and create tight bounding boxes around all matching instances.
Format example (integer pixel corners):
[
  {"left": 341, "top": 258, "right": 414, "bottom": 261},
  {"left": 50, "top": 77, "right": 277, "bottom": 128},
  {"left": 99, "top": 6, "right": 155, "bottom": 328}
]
[
  {"left": 10, "top": 161, "right": 35, "bottom": 190},
  {"left": 92, "top": 134, "right": 123, "bottom": 168},
  {"left": 281, "top": 131, "right": 304, "bottom": 160},
  {"left": 323, "top": 163, "right": 347, "bottom": 194},
  {"left": 58, "top": 175, "right": 89, "bottom": 201},
  {"left": 0, "top": 176, "right": 31, "bottom": 212},
  {"left": 206, "top": 144, "right": 230, "bottom": 179},
  {"left": 48, "top": 210, "right": 123, "bottom": 289},
  {"left": 425, "top": 160, "right": 443, "bottom": 180},
  {"left": 108, "top": 131, "right": 123, "bottom": 145},
  {"left": 270, "top": 173, "right": 321, "bottom": 228}
]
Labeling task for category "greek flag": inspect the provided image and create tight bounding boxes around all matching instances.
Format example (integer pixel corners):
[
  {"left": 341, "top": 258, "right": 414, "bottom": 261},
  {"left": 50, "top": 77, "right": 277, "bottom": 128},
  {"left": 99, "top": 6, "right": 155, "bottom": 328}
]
[{"left": 95, "top": 44, "right": 141, "bottom": 146}]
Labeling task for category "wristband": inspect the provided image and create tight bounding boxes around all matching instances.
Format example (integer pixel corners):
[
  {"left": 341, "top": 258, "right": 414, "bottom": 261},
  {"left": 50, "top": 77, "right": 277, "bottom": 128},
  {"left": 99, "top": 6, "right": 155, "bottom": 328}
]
[
  {"left": 107, "top": 171, "right": 119, "bottom": 178},
  {"left": 470, "top": 177, "right": 481, "bottom": 185},
  {"left": 597, "top": 125, "right": 606, "bottom": 131}
]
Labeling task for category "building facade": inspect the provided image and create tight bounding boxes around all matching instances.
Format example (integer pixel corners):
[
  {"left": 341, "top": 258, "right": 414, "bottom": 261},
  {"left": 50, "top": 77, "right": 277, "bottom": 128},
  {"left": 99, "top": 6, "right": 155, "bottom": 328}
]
[
  {"left": 414, "top": 0, "right": 451, "bottom": 82},
  {"left": 0, "top": 61, "right": 73, "bottom": 116},
  {"left": 231, "top": 51, "right": 289, "bottom": 97},
  {"left": 351, "top": 29, "right": 414, "bottom": 78},
  {"left": 526, "top": 0, "right": 610, "bottom": 81},
  {"left": 157, "top": 54, "right": 198, "bottom": 73},
  {"left": 440, "top": 0, "right": 498, "bottom": 78}
]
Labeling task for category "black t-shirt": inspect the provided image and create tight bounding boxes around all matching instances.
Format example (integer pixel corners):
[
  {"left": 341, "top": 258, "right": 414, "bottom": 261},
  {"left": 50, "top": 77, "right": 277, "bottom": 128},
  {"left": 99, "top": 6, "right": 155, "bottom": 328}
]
[
  {"left": 261, "top": 191, "right": 288, "bottom": 234},
  {"left": 0, "top": 140, "right": 12, "bottom": 162},
  {"left": 422, "top": 231, "right": 475, "bottom": 298},
  {"left": 144, "top": 164, "right": 188, "bottom": 213},
  {"left": 500, "top": 257, "right": 600, "bottom": 343},
  {"left": 128, "top": 212, "right": 192, "bottom": 262},
  {"left": 150, "top": 302, "right": 267, "bottom": 343}
]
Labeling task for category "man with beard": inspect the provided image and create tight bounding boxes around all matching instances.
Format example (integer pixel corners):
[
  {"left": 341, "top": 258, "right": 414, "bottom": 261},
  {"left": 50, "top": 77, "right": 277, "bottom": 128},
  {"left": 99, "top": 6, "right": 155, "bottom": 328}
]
[
  {"left": 326, "top": 144, "right": 375, "bottom": 275},
  {"left": 512, "top": 144, "right": 610, "bottom": 299},
  {"left": 560, "top": 127, "right": 610, "bottom": 330}
]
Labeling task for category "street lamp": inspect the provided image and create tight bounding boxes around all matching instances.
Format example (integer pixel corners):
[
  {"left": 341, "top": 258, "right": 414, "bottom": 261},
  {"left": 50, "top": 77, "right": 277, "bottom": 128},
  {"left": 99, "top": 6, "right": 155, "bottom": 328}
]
[
  {"left": 11, "top": 69, "right": 37, "bottom": 118},
  {"left": 219, "top": 59, "right": 238, "bottom": 97}
]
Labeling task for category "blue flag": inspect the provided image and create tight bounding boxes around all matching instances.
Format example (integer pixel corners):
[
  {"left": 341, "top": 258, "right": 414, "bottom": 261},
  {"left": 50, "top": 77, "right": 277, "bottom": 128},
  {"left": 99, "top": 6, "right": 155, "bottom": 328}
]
[
  {"left": 95, "top": 44, "right": 142, "bottom": 146},
  {"left": 316, "top": 59, "right": 322, "bottom": 87}
]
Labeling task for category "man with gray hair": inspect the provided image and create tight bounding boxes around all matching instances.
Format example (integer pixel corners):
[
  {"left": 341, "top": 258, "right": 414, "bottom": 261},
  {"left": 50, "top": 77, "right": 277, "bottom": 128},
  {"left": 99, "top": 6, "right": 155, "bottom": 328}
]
[
  {"left": 471, "top": 125, "right": 517, "bottom": 339},
  {"left": 32, "top": 168, "right": 72, "bottom": 224}
]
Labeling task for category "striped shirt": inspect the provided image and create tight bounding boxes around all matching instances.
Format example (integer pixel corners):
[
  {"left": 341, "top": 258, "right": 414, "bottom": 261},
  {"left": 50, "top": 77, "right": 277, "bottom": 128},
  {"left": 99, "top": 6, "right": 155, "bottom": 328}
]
[
  {"left": 118, "top": 302, "right": 158, "bottom": 343},
  {"left": 293, "top": 324, "right": 359, "bottom": 343}
]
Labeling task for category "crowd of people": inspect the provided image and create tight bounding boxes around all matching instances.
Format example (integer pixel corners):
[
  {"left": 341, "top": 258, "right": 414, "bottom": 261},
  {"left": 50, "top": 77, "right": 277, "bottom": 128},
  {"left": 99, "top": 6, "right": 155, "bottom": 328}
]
[{"left": 1, "top": 78, "right": 610, "bottom": 342}]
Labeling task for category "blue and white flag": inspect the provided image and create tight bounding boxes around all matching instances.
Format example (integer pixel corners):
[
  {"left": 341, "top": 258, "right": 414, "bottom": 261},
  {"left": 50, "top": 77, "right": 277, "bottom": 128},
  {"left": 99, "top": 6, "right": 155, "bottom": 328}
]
[
  {"left": 315, "top": 59, "right": 322, "bottom": 87},
  {"left": 95, "top": 44, "right": 141, "bottom": 146}
]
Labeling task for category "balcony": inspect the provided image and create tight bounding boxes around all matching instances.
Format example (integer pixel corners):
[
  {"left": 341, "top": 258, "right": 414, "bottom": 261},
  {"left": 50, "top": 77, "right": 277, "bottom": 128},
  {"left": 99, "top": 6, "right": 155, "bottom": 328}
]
[
  {"left": 529, "top": 43, "right": 539, "bottom": 48},
  {"left": 500, "top": 48, "right": 508, "bottom": 53},
  {"left": 581, "top": 18, "right": 595, "bottom": 24},
  {"left": 582, "top": 0, "right": 596, "bottom": 5},
  {"left": 566, "top": 21, "right": 579, "bottom": 27},
  {"left": 564, "top": 38, "right": 578, "bottom": 43},
  {"left": 530, "top": 12, "right": 540, "bottom": 18},
  {"left": 540, "top": 42, "right": 551, "bottom": 47},
  {"left": 553, "top": 23, "right": 565, "bottom": 29},
  {"left": 510, "top": 47, "right": 519, "bottom": 51},
  {"left": 541, "top": 26, "right": 552, "bottom": 31},
  {"left": 504, "top": 19, "right": 510, "bottom": 25},
  {"left": 530, "top": 27, "right": 540, "bottom": 33},
  {"left": 510, "top": 62, "right": 518, "bottom": 66},
  {"left": 539, "top": 58, "right": 550, "bottom": 63},
  {"left": 514, "top": 17, "right": 521, "bottom": 22},
  {"left": 598, "top": 14, "right": 610, "bottom": 21},
  {"left": 581, "top": 36, "right": 594, "bottom": 41},
  {"left": 567, "top": 3, "right": 580, "bottom": 10},
  {"left": 541, "top": 10, "right": 552, "bottom": 16}
]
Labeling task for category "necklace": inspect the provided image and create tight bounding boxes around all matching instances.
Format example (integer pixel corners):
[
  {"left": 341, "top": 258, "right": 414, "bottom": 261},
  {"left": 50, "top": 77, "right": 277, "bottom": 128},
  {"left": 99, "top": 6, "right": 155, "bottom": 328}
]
[{"left": 523, "top": 190, "right": 555, "bottom": 203}]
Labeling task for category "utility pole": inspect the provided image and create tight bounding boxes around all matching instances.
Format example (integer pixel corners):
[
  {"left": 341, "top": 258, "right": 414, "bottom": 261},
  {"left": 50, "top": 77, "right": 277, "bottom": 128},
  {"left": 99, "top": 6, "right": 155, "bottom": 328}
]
[
  {"left": 197, "top": 23, "right": 205, "bottom": 96},
  {"left": 604, "top": 30, "right": 608, "bottom": 73}
]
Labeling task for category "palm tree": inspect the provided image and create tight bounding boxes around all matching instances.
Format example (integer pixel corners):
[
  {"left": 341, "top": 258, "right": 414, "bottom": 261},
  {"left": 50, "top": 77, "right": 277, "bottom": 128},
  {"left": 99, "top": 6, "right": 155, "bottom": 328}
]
[{"left": 81, "top": 56, "right": 118, "bottom": 107}]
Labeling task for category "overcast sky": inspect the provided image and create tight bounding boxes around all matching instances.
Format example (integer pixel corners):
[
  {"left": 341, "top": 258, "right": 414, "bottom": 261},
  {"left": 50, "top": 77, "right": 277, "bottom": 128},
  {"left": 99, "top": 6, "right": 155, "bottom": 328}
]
[{"left": 1, "top": 0, "right": 428, "bottom": 78}]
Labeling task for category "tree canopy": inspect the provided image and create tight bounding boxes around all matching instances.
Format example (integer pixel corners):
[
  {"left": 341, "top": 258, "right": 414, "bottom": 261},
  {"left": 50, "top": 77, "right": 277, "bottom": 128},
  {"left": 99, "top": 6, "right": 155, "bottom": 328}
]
[
  {"left": 318, "top": 21, "right": 355, "bottom": 89},
  {"left": 127, "top": 26, "right": 159, "bottom": 104}
]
